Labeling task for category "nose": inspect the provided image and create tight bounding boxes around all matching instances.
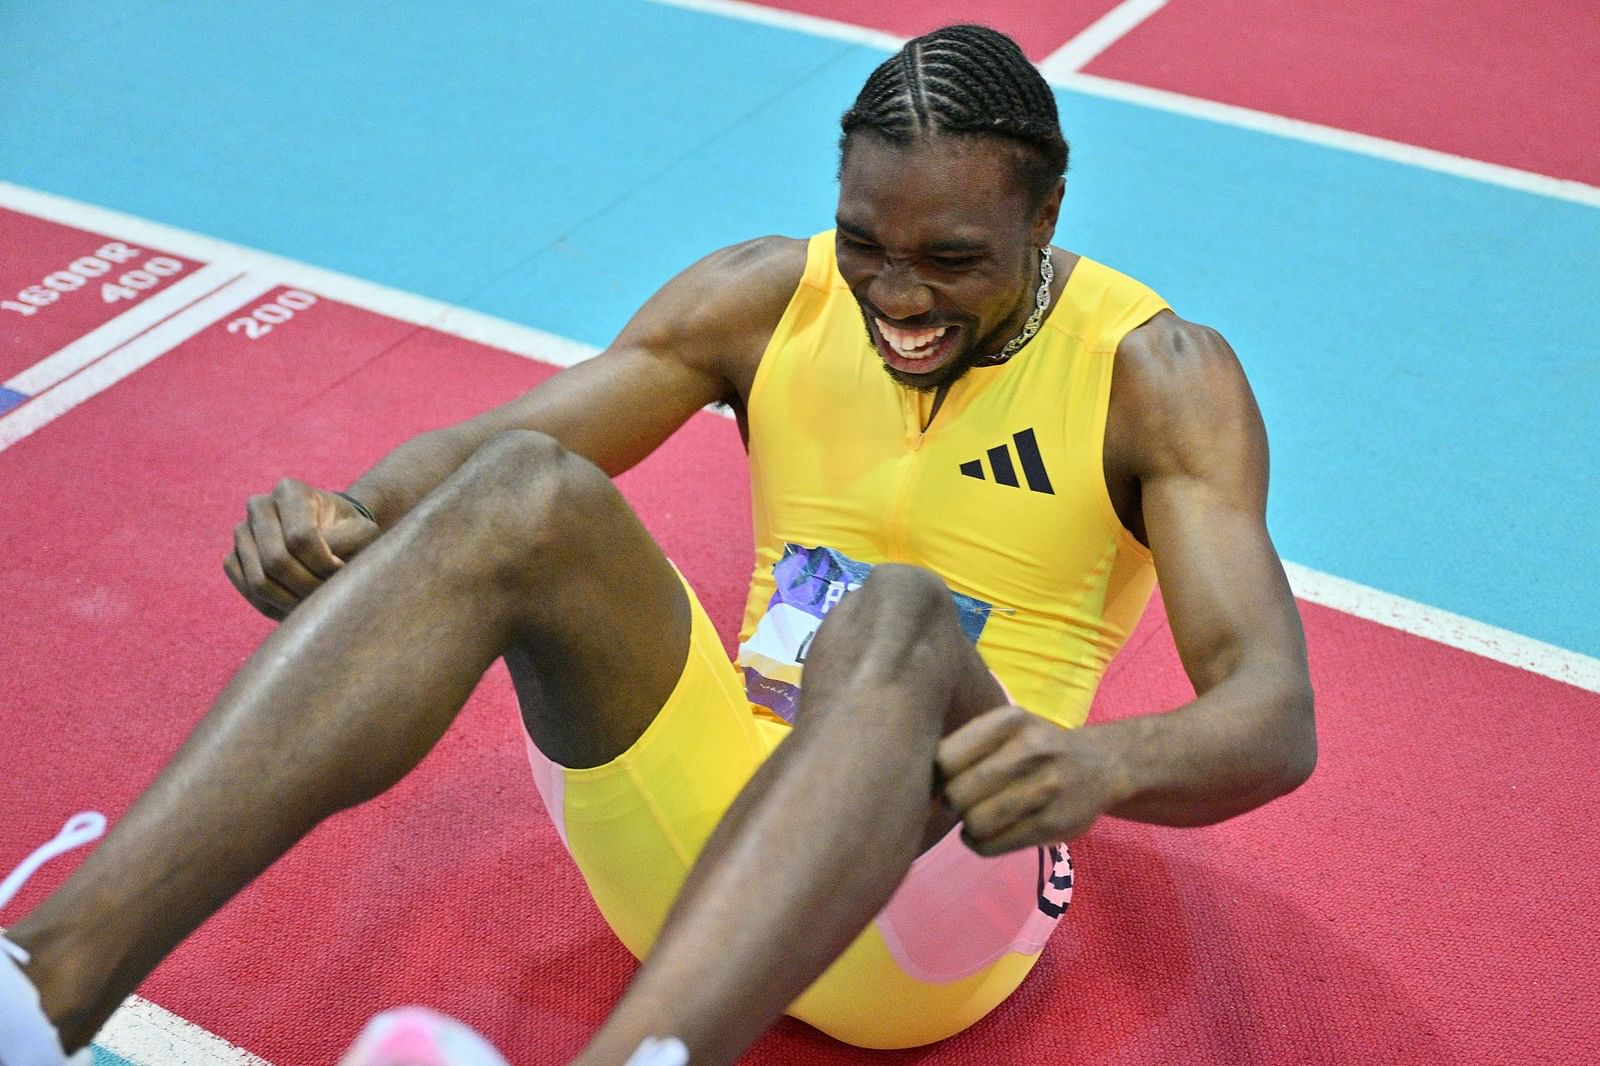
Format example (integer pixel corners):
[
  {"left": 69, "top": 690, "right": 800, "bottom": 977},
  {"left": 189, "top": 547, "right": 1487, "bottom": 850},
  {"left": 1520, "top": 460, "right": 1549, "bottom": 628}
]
[{"left": 866, "top": 261, "right": 934, "bottom": 322}]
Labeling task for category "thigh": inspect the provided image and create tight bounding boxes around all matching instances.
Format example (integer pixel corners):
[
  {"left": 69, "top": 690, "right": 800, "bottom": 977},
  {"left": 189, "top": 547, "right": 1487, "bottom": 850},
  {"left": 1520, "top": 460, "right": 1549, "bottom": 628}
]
[
  {"left": 521, "top": 573, "right": 776, "bottom": 959},
  {"left": 497, "top": 451, "right": 692, "bottom": 769}
]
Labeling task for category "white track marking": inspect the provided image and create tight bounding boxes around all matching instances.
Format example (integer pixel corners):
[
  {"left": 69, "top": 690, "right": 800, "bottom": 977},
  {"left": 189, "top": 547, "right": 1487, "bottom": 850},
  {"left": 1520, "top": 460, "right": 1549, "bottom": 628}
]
[
  {"left": 647, "top": 0, "right": 1600, "bottom": 207},
  {"left": 3, "top": 180, "right": 1595, "bottom": 688},
  {"left": 1285, "top": 564, "right": 1600, "bottom": 694},
  {"left": 0, "top": 183, "right": 597, "bottom": 371},
  {"left": 1038, "top": 0, "right": 1167, "bottom": 79},
  {"left": 0, "top": 272, "right": 277, "bottom": 452},
  {"left": 6, "top": 265, "right": 243, "bottom": 396},
  {"left": 646, "top": 0, "right": 903, "bottom": 50},
  {"left": 1057, "top": 73, "right": 1600, "bottom": 208},
  {"left": 97, "top": 996, "right": 270, "bottom": 1066}
]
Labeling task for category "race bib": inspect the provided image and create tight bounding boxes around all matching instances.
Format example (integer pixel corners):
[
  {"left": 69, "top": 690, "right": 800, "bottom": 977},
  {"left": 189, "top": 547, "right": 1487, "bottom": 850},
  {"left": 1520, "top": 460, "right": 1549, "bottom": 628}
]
[{"left": 737, "top": 544, "right": 995, "bottom": 721}]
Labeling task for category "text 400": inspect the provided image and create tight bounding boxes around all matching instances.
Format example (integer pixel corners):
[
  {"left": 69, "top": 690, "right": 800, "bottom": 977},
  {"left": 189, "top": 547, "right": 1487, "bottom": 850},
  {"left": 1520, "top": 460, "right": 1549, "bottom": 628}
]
[
  {"left": 1, "top": 243, "right": 185, "bottom": 316},
  {"left": 227, "top": 291, "right": 318, "bottom": 339}
]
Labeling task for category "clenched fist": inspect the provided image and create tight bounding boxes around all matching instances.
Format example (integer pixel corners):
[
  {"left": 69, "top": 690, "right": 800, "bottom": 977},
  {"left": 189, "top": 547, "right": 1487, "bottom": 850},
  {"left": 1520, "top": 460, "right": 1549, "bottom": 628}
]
[
  {"left": 224, "top": 478, "right": 380, "bottom": 620},
  {"left": 936, "top": 705, "right": 1129, "bottom": 856}
]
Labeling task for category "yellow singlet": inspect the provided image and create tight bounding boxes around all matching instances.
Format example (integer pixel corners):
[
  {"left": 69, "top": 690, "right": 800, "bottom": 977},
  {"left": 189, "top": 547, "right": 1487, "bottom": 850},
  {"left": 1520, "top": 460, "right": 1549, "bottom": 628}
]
[
  {"left": 526, "top": 232, "right": 1171, "bottom": 1050},
  {"left": 737, "top": 230, "right": 1168, "bottom": 729}
]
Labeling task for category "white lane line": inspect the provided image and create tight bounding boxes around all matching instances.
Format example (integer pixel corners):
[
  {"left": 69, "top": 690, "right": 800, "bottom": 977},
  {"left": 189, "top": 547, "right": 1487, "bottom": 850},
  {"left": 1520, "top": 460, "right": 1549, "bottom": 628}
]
[
  {"left": 0, "top": 271, "right": 277, "bottom": 452},
  {"left": 97, "top": 995, "right": 270, "bottom": 1066},
  {"left": 648, "top": 0, "right": 1600, "bottom": 207},
  {"left": 6, "top": 264, "right": 244, "bottom": 397},
  {"left": 646, "top": 0, "right": 903, "bottom": 50},
  {"left": 1285, "top": 564, "right": 1600, "bottom": 694},
  {"left": 0, "top": 182, "right": 596, "bottom": 372},
  {"left": 1038, "top": 0, "right": 1168, "bottom": 79},
  {"left": 1056, "top": 73, "right": 1600, "bottom": 209},
  {"left": 0, "top": 187, "right": 1592, "bottom": 683}
]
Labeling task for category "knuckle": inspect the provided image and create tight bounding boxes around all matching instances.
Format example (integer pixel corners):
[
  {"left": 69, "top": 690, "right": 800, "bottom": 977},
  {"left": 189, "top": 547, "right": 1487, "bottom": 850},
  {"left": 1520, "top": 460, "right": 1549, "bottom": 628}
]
[
  {"left": 282, "top": 526, "right": 319, "bottom": 556},
  {"left": 942, "top": 780, "right": 976, "bottom": 814},
  {"left": 257, "top": 542, "right": 287, "bottom": 571}
]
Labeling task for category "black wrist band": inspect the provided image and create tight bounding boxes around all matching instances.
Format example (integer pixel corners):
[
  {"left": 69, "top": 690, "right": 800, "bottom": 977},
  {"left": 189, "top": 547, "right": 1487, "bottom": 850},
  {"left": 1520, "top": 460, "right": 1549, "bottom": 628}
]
[{"left": 334, "top": 490, "right": 377, "bottom": 525}]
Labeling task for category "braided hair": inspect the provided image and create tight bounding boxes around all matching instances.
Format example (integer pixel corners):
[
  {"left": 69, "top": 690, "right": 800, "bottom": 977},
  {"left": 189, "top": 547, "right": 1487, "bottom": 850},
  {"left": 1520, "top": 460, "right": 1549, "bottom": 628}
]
[{"left": 840, "top": 25, "right": 1068, "bottom": 206}]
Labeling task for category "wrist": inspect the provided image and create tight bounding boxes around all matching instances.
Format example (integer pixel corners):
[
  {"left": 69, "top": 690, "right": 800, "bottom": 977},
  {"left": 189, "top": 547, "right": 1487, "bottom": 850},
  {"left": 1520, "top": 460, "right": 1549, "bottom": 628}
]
[
  {"left": 333, "top": 489, "right": 377, "bottom": 525},
  {"left": 1079, "top": 717, "right": 1155, "bottom": 814}
]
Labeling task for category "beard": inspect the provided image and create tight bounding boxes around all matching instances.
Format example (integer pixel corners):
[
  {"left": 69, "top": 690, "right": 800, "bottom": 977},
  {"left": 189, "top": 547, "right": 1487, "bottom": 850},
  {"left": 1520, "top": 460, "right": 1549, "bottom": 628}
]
[{"left": 877, "top": 349, "right": 979, "bottom": 393}]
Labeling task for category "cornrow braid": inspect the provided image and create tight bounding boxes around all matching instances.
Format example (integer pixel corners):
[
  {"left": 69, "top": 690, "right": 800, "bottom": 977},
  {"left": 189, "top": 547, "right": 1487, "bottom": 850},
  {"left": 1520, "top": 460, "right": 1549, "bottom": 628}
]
[{"left": 840, "top": 24, "right": 1068, "bottom": 205}]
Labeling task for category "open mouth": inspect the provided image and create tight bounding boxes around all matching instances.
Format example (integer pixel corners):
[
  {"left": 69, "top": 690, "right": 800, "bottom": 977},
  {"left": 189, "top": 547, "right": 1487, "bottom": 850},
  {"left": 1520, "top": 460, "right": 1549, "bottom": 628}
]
[{"left": 872, "top": 318, "right": 960, "bottom": 376}]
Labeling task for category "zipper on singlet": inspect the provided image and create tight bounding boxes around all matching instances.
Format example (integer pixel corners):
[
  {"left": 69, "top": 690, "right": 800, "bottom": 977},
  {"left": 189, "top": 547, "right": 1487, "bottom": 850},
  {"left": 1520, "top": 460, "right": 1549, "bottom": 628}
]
[{"left": 889, "top": 390, "right": 933, "bottom": 560}]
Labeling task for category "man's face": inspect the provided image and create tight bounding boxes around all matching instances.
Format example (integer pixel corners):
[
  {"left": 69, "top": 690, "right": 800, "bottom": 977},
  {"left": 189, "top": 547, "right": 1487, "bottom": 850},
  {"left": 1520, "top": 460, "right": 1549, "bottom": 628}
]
[{"left": 835, "top": 132, "right": 1059, "bottom": 392}]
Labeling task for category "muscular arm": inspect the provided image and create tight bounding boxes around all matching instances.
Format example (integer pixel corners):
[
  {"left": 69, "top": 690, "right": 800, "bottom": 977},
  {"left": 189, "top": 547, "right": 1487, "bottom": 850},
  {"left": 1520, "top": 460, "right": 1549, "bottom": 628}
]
[
  {"left": 1094, "top": 312, "right": 1316, "bottom": 825},
  {"left": 226, "top": 237, "right": 804, "bottom": 617},
  {"left": 939, "top": 313, "right": 1315, "bottom": 853},
  {"left": 348, "top": 237, "right": 803, "bottom": 528}
]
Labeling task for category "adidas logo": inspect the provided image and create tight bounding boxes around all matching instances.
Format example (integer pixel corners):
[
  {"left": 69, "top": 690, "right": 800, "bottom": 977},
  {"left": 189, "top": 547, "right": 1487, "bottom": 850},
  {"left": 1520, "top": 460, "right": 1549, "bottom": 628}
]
[{"left": 959, "top": 427, "right": 1054, "bottom": 494}]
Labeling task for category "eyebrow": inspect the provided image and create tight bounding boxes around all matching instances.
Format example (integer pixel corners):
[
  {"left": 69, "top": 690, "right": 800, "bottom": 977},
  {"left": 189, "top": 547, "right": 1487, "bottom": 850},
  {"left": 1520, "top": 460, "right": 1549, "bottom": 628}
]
[{"left": 835, "top": 218, "right": 990, "bottom": 256}]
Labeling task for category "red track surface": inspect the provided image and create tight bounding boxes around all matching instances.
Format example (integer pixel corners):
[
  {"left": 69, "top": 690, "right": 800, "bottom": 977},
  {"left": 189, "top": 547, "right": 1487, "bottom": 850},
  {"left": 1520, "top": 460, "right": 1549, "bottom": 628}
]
[
  {"left": 759, "top": 0, "right": 1598, "bottom": 183},
  {"left": 3, "top": 212, "right": 1598, "bottom": 1064},
  {"left": 1086, "top": 0, "right": 1600, "bottom": 184},
  {"left": 755, "top": 0, "right": 1125, "bottom": 60}
]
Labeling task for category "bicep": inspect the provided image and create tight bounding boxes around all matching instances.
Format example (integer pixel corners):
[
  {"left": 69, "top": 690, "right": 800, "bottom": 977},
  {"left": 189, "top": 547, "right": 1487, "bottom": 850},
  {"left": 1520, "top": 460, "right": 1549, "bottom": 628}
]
[
  {"left": 438, "top": 237, "right": 802, "bottom": 476},
  {"left": 1127, "top": 324, "right": 1306, "bottom": 694}
]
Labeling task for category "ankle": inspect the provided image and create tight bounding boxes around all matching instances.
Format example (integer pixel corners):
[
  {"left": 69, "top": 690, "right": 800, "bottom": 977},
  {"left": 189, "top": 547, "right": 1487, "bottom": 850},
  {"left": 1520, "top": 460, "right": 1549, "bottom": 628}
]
[{"left": 6, "top": 918, "right": 114, "bottom": 1053}]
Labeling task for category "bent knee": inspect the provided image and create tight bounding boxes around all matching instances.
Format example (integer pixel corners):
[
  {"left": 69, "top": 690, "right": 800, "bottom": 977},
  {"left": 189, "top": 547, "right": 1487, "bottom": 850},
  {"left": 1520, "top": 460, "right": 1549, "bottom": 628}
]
[
  {"left": 806, "top": 564, "right": 965, "bottom": 674},
  {"left": 846, "top": 564, "right": 955, "bottom": 628},
  {"left": 431, "top": 431, "right": 619, "bottom": 553}
]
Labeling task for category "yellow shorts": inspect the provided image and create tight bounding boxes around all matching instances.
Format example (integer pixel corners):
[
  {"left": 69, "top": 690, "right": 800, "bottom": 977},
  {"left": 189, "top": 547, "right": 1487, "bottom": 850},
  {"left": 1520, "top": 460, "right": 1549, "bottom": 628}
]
[{"left": 521, "top": 576, "right": 1071, "bottom": 1049}]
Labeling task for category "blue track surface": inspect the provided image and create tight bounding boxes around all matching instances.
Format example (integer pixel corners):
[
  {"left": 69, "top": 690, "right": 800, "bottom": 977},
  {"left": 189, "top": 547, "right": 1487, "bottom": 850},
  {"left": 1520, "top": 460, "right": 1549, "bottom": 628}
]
[{"left": 3, "top": 1, "right": 1595, "bottom": 655}]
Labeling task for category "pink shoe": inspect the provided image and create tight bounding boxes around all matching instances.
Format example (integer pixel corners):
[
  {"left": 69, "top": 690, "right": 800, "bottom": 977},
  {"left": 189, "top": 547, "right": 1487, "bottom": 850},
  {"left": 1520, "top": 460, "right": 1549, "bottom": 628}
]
[{"left": 338, "top": 1007, "right": 509, "bottom": 1066}]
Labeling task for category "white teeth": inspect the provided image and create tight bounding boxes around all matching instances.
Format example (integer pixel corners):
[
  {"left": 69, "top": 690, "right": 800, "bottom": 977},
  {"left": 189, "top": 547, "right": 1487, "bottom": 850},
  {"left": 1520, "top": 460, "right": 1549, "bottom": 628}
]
[{"left": 875, "top": 320, "right": 949, "bottom": 359}]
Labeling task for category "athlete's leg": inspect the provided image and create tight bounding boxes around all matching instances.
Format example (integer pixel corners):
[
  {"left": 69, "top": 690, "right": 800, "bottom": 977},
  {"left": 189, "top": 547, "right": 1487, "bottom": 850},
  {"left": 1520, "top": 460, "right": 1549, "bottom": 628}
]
[
  {"left": 575, "top": 564, "right": 1006, "bottom": 1066},
  {"left": 6, "top": 431, "right": 690, "bottom": 1053}
]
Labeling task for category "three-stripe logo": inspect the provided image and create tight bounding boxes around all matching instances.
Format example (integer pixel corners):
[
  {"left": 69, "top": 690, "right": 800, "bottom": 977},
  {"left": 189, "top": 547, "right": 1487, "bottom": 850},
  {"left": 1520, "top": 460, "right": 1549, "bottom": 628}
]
[{"left": 959, "top": 427, "right": 1054, "bottom": 494}]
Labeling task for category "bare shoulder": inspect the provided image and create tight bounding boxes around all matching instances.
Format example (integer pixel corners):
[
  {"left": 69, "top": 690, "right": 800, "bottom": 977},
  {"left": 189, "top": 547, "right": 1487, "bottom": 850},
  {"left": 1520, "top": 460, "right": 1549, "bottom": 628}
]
[
  {"left": 614, "top": 235, "right": 808, "bottom": 395},
  {"left": 1108, "top": 309, "right": 1269, "bottom": 487}
]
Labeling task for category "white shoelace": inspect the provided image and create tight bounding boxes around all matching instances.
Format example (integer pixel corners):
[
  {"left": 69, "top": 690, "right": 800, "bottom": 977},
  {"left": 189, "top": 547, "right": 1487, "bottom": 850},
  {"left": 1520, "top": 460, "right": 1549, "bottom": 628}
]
[
  {"left": 0, "top": 813, "right": 106, "bottom": 965},
  {"left": 622, "top": 1036, "right": 689, "bottom": 1066}
]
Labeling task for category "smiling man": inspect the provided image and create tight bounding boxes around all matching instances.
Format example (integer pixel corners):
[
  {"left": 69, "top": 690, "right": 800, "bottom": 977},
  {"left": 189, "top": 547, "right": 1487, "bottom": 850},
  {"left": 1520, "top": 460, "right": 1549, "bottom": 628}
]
[{"left": 2, "top": 24, "right": 1314, "bottom": 1066}]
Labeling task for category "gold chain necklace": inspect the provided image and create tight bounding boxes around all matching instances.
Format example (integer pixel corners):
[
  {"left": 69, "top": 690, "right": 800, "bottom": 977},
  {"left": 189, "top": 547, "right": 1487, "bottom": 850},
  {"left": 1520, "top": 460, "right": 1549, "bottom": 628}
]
[{"left": 974, "top": 247, "right": 1053, "bottom": 367}]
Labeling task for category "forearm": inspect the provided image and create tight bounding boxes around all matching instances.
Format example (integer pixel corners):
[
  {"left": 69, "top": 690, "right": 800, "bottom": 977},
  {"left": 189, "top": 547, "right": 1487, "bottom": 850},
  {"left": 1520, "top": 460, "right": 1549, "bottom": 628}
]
[
  {"left": 1091, "top": 662, "right": 1316, "bottom": 827},
  {"left": 344, "top": 422, "right": 497, "bottom": 530}
]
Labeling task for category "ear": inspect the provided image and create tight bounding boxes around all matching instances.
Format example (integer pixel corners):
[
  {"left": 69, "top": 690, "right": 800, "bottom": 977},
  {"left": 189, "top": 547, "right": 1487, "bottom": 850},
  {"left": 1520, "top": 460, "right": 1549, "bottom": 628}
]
[{"left": 1031, "top": 178, "right": 1065, "bottom": 247}]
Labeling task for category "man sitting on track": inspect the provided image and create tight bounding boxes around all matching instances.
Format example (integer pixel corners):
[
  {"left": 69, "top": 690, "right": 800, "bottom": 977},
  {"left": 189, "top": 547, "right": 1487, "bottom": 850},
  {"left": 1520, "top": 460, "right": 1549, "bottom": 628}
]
[{"left": 2, "top": 24, "right": 1315, "bottom": 1066}]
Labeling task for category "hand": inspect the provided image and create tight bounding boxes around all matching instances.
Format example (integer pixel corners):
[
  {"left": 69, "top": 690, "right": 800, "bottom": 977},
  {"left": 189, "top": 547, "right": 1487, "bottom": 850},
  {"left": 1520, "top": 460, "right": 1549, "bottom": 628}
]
[
  {"left": 936, "top": 705, "right": 1129, "bottom": 856},
  {"left": 223, "top": 479, "right": 380, "bottom": 620}
]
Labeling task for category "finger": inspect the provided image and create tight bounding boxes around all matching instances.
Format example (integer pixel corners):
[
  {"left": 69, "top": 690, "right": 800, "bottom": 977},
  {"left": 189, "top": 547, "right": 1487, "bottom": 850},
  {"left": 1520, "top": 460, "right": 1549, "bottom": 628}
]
[
  {"left": 247, "top": 494, "right": 322, "bottom": 599},
  {"left": 324, "top": 509, "right": 380, "bottom": 563},
  {"left": 936, "top": 705, "right": 1028, "bottom": 782},
  {"left": 970, "top": 800, "right": 1099, "bottom": 857},
  {"left": 963, "top": 809, "right": 1057, "bottom": 858},
  {"left": 273, "top": 480, "right": 344, "bottom": 579},
  {"left": 940, "top": 724, "right": 1042, "bottom": 813},
  {"left": 223, "top": 544, "right": 283, "bottom": 620},
  {"left": 233, "top": 520, "right": 298, "bottom": 618},
  {"left": 958, "top": 775, "right": 1053, "bottom": 849}
]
